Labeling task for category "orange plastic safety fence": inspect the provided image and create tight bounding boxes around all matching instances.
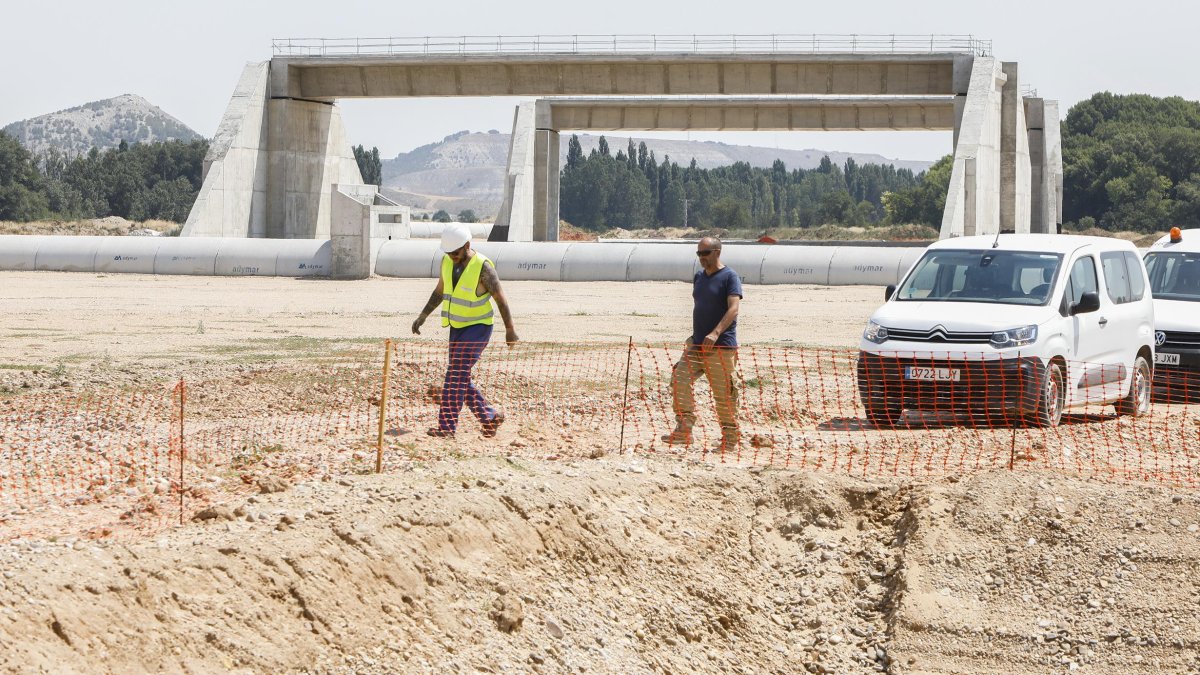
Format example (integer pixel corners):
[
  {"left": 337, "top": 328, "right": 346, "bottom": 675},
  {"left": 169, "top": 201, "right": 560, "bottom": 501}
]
[{"left": 1, "top": 340, "right": 1198, "bottom": 544}]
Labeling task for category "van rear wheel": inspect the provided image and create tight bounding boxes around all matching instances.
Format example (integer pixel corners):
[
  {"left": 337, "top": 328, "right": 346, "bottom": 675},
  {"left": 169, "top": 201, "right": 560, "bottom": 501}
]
[
  {"left": 1115, "top": 356, "right": 1151, "bottom": 417},
  {"left": 1027, "top": 362, "right": 1064, "bottom": 428}
]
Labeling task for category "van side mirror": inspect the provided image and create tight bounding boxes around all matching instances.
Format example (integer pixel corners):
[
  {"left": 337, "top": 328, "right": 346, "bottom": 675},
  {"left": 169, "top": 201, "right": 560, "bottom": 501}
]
[
  {"left": 1070, "top": 291, "right": 1101, "bottom": 315},
  {"left": 884, "top": 284, "right": 896, "bottom": 301}
]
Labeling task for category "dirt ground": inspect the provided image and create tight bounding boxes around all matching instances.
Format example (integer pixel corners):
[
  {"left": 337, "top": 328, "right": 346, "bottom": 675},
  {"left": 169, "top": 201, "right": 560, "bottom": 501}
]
[
  {"left": 1, "top": 272, "right": 1199, "bottom": 673},
  {"left": 0, "top": 273, "right": 881, "bottom": 367}
]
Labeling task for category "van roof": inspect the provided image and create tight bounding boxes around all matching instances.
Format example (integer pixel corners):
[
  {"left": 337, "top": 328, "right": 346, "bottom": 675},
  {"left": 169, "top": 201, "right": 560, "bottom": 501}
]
[
  {"left": 1148, "top": 228, "right": 1200, "bottom": 252},
  {"left": 928, "top": 234, "right": 1137, "bottom": 256}
]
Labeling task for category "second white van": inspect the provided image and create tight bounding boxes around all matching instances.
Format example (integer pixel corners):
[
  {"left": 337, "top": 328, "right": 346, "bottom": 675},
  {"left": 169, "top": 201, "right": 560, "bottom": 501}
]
[{"left": 1144, "top": 227, "right": 1200, "bottom": 400}]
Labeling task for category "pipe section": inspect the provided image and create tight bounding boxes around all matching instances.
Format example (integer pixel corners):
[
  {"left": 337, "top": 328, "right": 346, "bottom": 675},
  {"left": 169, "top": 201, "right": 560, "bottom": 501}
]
[
  {"left": 0, "top": 236, "right": 925, "bottom": 285},
  {"left": 0, "top": 236, "right": 331, "bottom": 278}
]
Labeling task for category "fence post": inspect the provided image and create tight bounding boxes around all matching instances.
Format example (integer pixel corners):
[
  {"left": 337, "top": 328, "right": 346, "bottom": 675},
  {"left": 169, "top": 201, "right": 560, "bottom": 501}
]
[
  {"left": 1009, "top": 350, "right": 1019, "bottom": 470},
  {"left": 178, "top": 378, "right": 185, "bottom": 525},
  {"left": 376, "top": 339, "right": 393, "bottom": 473},
  {"left": 618, "top": 337, "right": 633, "bottom": 453}
]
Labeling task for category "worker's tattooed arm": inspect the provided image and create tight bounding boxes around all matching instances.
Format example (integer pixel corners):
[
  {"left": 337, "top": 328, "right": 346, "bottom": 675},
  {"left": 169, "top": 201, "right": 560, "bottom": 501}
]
[
  {"left": 412, "top": 279, "right": 445, "bottom": 335},
  {"left": 480, "top": 263, "right": 519, "bottom": 345}
]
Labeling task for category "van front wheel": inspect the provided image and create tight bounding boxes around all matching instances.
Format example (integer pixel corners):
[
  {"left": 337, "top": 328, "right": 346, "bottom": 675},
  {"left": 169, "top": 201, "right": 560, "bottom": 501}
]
[
  {"left": 1027, "top": 362, "right": 1064, "bottom": 428},
  {"left": 1115, "top": 356, "right": 1151, "bottom": 417}
]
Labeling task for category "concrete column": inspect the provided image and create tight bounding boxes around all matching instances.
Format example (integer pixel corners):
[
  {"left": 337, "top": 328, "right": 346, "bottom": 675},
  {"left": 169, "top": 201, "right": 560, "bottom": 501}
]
[
  {"left": 999, "top": 62, "right": 1031, "bottom": 234},
  {"left": 1045, "top": 100, "right": 1064, "bottom": 231},
  {"left": 940, "top": 57, "right": 1005, "bottom": 238},
  {"left": 1025, "top": 98, "right": 1063, "bottom": 234},
  {"left": 533, "top": 129, "right": 560, "bottom": 241},
  {"left": 999, "top": 63, "right": 1019, "bottom": 233},
  {"left": 1026, "top": 98, "right": 1048, "bottom": 234},
  {"left": 265, "top": 97, "right": 363, "bottom": 238}
]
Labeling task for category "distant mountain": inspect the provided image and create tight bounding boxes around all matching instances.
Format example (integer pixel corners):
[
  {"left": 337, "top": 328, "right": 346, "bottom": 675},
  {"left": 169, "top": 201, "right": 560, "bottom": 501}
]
[
  {"left": 2, "top": 94, "right": 203, "bottom": 156},
  {"left": 381, "top": 130, "right": 935, "bottom": 216}
]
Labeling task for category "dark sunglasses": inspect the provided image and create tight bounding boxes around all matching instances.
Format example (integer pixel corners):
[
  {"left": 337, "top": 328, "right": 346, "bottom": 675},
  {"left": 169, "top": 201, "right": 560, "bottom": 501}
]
[{"left": 696, "top": 249, "right": 719, "bottom": 257}]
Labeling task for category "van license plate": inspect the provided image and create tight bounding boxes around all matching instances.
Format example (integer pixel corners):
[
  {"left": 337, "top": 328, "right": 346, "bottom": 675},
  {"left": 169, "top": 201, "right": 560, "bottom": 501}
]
[
  {"left": 1155, "top": 353, "right": 1180, "bottom": 366},
  {"left": 905, "top": 367, "right": 961, "bottom": 382}
]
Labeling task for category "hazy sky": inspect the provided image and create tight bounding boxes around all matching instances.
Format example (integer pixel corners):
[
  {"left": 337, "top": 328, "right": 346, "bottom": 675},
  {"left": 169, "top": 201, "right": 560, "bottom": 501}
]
[{"left": 2, "top": 0, "right": 1197, "bottom": 163}]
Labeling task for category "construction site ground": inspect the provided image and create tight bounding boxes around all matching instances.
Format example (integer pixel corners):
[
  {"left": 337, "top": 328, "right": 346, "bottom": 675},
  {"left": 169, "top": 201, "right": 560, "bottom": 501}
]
[{"left": 1, "top": 272, "right": 1198, "bottom": 674}]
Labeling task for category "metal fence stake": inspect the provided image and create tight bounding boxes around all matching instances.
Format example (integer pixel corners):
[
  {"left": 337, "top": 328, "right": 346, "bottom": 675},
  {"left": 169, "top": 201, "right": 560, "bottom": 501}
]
[
  {"left": 376, "top": 339, "right": 393, "bottom": 473},
  {"left": 619, "top": 337, "right": 634, "bottom": 453}
]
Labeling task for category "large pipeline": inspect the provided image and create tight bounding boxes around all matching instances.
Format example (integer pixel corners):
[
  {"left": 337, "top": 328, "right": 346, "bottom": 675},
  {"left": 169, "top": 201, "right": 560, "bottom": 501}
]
[
  {"left": 0, "top": 235, "right": 924, "bottom": 285},
  {"left": 376, "top": 240, "right": 925, "bottom": 285}
]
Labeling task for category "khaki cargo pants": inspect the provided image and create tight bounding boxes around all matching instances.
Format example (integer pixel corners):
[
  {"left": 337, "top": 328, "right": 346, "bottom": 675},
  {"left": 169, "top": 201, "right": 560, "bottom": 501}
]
[{"left": 670, "top": 344, "right": 740, "bottom": 444}]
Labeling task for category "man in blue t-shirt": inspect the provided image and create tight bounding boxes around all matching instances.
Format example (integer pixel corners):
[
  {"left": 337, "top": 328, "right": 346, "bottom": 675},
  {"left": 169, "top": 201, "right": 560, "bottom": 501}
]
[{"left": 662, "top": 237, "right": 744, "bottom": 450}]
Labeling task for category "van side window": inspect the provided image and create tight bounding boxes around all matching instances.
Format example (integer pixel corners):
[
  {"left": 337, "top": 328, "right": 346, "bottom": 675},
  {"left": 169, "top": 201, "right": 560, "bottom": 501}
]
[
  {"left": 1123, "top": 251, "right": 1145, "bottom": 301},
  {"left": 1100, "top": 251, "right": 1133, "bottom": 303},
  {"left": 1066, "top": 256, "right": 1099, "bottom": 306}
]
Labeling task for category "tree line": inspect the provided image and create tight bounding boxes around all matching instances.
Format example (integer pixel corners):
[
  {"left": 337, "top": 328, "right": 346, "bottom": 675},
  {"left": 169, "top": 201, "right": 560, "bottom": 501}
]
[
  {"left": 0, "top": 132, "right": 206, "bottom": 222},
  {"left": 559, "top": 135, "right": 929, "bottom": 232}
]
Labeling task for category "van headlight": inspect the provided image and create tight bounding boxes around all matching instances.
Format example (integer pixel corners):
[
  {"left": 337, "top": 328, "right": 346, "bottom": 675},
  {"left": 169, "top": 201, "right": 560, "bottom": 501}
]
[
  {"left": 990, "top": 325, "right": 1038, "bottom": 348},
  {"left": 864, "top": 321, "right": 889, "bottom": 344}
]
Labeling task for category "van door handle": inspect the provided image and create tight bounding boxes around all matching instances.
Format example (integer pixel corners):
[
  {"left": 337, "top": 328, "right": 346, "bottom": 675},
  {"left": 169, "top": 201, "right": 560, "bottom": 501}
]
[{"left": 1098, "top": 317, "right": 1108, "bottom": 327}]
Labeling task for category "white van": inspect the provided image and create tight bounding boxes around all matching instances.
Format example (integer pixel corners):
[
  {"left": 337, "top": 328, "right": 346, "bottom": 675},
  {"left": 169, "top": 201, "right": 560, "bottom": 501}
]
[
  {"left": 1143, "top": 227, "right": 1200, "bottom": 400},
  {"left": 857, "top": 234, "right": 1155, "bottom": 427}
]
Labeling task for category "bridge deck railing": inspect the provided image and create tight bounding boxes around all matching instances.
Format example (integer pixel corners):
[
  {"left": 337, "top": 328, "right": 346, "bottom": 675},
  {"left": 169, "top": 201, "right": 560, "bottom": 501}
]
[{"left": 271, "top": 34, "right": 991, "bottom": 58}]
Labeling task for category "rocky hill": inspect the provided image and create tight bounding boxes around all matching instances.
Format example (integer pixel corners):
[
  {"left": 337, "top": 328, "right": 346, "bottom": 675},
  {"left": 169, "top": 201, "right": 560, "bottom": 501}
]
[
  {"left": 2, "top": 94, "right": 202, "bottom": 157},
  {"left": 382, "top": 130, "right": 935, "bottom": 216}
]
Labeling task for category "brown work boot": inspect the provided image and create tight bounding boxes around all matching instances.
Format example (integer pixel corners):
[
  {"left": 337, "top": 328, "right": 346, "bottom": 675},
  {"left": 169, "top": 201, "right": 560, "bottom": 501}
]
[
  {"left": 481, "top": 410, "right": 505, "bottom": 438},
  {"left": 660, "top": 428, "right": 693, "bottom": 445},
  {"left": 426, "top": 427, "right": 455, "bottom": 438},
  {"left": 717, "top": 430, "right": 741, "bottom": 452}
]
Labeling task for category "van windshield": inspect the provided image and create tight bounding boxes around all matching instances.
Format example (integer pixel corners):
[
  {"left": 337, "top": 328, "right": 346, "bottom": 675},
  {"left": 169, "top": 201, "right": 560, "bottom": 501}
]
[
  {"left": 896, "top": 249, "right": 1063, "bottom": 305},
  {"left": 1144, "top": 252, "right": 1200, "bottom": 302}
]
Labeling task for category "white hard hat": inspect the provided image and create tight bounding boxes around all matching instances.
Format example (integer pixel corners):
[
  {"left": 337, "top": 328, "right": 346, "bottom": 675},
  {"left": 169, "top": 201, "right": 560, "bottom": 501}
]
[{"left": 440, "top": 223, "right": 472, "bottom": 252}]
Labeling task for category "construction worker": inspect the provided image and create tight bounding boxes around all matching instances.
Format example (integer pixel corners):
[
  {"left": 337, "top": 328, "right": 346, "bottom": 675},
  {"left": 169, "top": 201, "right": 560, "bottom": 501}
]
[{"left": 412, "top": 224, "right": 518, "bottom": 437}]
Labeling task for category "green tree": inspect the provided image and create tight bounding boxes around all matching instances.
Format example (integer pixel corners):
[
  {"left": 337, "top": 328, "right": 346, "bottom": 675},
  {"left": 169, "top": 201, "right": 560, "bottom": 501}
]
[
  {"left": 432, "top": 209, "right": 452, "bottom": 223},
  {"left": 882, "top": 155, "right": 953, "bottom": 226},
  {"left": 710, "top": 196, "right": 750, "bottom": 229},
  {"left": 0, "top": 131, "right": 49, "bottom": 220},
  {"left": 353, "top": 144, "right": 382, "bottom": 186},
  {"left": 1173, "top": 174, "right": 1200, "bottom": 225},
  {"left": 457, "top": 209, "right": 478, "bottom": 223},
  {"left": 566, "top": 135, "right": 584, "bottom": 169},
  {"left": 1103, "top": 166, "right": 1172, "bottom": 231}
]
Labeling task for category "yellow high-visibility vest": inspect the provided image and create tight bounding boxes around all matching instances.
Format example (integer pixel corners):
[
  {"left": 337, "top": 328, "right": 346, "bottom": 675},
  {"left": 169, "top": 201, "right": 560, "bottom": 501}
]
[{"left": 440, "top": 252, "right": 495, "bottom": 328}]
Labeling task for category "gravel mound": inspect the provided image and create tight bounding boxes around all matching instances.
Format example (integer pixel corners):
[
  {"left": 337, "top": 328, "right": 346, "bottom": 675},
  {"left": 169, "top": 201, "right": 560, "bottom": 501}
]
[{"left": 0, "top": 457, "right": 1197, "bottom": 673}]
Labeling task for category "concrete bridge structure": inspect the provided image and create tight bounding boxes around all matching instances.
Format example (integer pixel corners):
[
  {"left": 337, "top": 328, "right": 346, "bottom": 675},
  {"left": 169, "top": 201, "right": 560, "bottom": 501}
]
[{"left": 182, "top": 36, "right": 1062, "bottom": 278}]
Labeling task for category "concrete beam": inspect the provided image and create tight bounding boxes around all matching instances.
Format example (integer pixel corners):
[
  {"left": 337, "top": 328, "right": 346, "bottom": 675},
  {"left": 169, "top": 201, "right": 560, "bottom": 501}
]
[
  {"left": 537, "top": 96, "right": 956, "bottom": 131},
  {"left": 273, "top": 54, "right": 959, "bottom": 99}
]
